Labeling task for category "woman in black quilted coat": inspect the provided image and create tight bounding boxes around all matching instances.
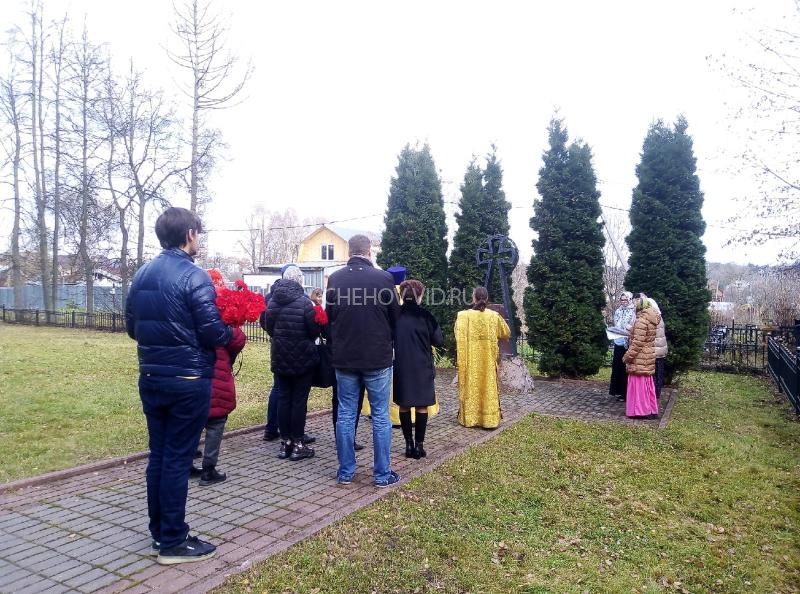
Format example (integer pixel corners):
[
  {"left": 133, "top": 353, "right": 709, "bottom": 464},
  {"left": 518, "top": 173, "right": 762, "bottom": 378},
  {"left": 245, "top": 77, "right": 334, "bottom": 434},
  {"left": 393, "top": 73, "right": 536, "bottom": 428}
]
[{"left": 264, "top": 266, "right": 322, "bottom": 461}]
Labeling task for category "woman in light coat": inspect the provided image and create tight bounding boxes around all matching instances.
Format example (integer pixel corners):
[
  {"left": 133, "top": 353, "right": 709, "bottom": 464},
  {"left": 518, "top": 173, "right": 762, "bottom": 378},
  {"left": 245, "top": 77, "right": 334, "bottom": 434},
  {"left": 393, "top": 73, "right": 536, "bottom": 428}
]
[{"left": 622, "top": 296, "right": 661, "bottom": 418}]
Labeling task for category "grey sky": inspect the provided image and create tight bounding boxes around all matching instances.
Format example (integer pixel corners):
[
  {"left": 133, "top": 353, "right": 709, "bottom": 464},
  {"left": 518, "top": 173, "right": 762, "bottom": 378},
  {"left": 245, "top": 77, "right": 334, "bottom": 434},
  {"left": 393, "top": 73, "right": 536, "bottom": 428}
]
[{"left": 1, "top": 0, "right": 791, "bottom": 265}]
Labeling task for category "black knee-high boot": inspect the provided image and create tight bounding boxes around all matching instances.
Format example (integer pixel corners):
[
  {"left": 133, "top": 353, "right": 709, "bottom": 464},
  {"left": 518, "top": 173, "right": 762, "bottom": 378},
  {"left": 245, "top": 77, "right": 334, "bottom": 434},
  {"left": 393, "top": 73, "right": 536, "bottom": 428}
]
[
  {"left": 399, "top": 410, "right": 417, "bottom": 459},
  {"left": 414, "top": 411, "right": 428, "bottom": 458}
]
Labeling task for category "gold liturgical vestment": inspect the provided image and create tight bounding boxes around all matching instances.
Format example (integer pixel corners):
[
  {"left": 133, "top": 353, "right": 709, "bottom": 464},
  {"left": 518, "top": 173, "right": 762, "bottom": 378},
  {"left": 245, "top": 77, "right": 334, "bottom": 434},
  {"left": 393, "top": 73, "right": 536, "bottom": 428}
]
[{"left": 455, "top": 308, "right": 511, "bottom": 428}]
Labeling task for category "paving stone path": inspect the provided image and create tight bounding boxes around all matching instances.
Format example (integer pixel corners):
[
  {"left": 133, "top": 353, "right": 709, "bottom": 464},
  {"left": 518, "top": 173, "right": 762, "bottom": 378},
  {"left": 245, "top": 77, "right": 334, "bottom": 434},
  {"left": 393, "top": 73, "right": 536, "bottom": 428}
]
[{"left": 0, "top": 371, "right": 673, "bottom": 594}]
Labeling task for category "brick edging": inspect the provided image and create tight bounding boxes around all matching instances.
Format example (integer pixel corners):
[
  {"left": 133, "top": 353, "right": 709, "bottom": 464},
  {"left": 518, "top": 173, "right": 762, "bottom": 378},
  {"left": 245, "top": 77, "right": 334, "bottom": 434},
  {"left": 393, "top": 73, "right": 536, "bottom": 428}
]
[
  {"left": 0, "top": 408, "right": 333, "bottom": 495},
  {"left": 194, "top": 407, "right": 528, "bottom": 594}
]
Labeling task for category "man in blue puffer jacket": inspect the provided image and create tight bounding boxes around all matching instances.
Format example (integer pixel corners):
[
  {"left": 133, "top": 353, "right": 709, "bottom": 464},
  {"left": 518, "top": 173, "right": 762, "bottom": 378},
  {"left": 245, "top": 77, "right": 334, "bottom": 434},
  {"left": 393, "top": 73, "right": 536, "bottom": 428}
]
[{"left": 125, "top": 207, "right": 232, "bottom": 566}]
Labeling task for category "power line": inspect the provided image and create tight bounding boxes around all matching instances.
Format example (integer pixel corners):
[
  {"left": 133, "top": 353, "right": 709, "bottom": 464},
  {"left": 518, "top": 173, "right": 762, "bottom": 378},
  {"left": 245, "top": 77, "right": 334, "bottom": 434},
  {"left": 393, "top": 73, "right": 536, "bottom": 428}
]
[
  {"left": 204, "top": 212, "right": 384, "bottom": 233},
  {"left": 203, "top": 202, "right": 796, "bottom": 240},
  {"left": 595, "top": 203, "right": 796, "bottom": 238}
]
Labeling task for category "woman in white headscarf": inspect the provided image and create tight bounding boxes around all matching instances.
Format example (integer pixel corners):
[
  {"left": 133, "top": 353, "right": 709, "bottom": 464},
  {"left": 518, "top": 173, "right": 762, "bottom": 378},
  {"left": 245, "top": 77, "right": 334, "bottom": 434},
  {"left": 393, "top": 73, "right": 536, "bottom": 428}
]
[{"left": 609, "top": 291, "right": 635, "bottom": 401}]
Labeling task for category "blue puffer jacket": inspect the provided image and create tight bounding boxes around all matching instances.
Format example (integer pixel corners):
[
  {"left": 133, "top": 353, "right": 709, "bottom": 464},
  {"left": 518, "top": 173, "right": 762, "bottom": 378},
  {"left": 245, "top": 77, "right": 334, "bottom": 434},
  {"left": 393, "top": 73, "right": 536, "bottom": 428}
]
[
  {"left": 125, "top": 248, "right": 232, "bottom": 378},
  {"left": 265, "top": 279, "right": 320, "bottom": 376}
]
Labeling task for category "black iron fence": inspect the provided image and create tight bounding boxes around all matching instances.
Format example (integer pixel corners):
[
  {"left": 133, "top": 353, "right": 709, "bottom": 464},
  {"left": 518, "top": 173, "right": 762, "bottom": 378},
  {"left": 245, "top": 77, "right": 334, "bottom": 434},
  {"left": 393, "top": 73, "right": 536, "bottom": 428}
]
[
  {"left": 702, "top": 324, "right": 770, "bottom": 371},
  {"left": 241, "top": 321, "right": 269, "bottom": 343},
  {"left": 702, "top": 322, "right": 799, "bottom": 373},
  {"left": 0, "top": 306, "right": 270, "bottom": 342},
  {"left": 1, "top": 306, "right": 128, "bottom": 332},
  {"left": 767, "top": 336, "right": 800, "bottom": 414}
]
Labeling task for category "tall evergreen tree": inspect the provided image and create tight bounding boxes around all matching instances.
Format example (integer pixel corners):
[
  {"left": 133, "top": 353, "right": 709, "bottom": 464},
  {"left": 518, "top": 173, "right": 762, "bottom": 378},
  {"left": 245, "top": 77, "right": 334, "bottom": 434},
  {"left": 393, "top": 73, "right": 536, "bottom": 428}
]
[
  {"left": 524, "top": 119, "right": 608, "bottom": 377},
  {"left": 378, "top": 144, "right": 448, "bottom": 315},
  {"left": 625, "top": 117, "right": 709, "bottom": 380},
  {"left": 482, "top": 147, "right": 517, "bottom": 321},
  {"left": 448, "top": 159, "right": 486, "bottom": 300}
]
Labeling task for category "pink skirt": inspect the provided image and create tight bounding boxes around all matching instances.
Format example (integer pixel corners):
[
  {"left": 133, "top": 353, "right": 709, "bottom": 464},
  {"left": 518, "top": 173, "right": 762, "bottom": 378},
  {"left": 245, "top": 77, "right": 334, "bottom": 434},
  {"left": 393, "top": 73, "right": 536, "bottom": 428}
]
[{"left": 626, "top": 374, "right": 658, "bottom": 417}]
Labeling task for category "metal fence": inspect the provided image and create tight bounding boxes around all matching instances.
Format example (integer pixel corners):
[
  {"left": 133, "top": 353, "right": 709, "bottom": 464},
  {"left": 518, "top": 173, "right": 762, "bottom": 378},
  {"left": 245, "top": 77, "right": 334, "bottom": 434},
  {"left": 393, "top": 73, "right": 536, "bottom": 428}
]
[
  {"left": 0, "top": 306, "right": 270, "bottom": 342},
  {"left": 1, "top": 306, "right": 127, "bottom": 332},
  {"left": 702, "top": 322, "right": 799, "bottom": 373},
  {"left": 767, "top": 336, "right": 800, "bottom": 414},
  {"left": 702, "top": 324, "right": 770, "bottom": 371}
]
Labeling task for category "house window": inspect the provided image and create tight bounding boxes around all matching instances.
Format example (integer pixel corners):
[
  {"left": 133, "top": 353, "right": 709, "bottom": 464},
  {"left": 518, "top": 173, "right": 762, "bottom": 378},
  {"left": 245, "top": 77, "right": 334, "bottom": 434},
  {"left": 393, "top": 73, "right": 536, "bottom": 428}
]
[{"left": 321, "top": 244, "right": 335, "bottom": 260}]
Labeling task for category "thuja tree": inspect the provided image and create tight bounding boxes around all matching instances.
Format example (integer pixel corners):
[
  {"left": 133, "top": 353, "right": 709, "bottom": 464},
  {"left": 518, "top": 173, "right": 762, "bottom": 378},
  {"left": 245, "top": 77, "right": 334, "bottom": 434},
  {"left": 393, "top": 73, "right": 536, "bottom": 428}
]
[
  {"left": 443, "top": 159, "right": 485, "bottom": 351},
  {"left": 378, "top": 143, "right": 448, "bottom": 319},
  {"left": 482, "top": 148, "right": 520, "bottom": 332},
  {"left": 625, "top": 117, "right": 710, "bottom": 381},
  {"left": 524, "top": 119, "right": 608, "bottom": 377},
  {"left": 448, "top": 148, "right": 519, "bottom": 332}
]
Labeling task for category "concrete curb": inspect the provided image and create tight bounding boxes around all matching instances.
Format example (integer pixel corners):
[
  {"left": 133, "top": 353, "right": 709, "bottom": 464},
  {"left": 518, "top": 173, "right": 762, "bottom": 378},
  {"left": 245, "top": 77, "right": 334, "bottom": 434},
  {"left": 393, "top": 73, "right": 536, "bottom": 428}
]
[
  {"left": 0, "top": 408, "right": 332, "bottom": 495},
  {"left": 658, "top": 387, "right": 678, "bottom": 429},
  {"left": 191, "top": 406, "right": 529, "bottom": 594}
]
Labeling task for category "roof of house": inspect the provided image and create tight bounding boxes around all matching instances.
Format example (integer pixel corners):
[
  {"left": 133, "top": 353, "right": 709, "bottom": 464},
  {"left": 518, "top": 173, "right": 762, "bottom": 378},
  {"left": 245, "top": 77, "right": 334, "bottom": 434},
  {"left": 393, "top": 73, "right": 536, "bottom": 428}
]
[{"left": 302, "top": 224, "right": 380, "bottom": 244}]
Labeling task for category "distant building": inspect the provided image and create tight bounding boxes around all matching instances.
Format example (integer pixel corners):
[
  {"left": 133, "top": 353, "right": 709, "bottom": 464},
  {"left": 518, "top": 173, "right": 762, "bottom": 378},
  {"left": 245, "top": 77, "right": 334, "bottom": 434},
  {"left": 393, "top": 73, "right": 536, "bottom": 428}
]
[
  {"left": 296, "top": 224, "right": 381, "bottom": 265},
  {"left": 708, "top": 301, "right": 735, "bottom": 313},
  {"left": 248, "top": 224, "right": 381, "bottom": 293}
]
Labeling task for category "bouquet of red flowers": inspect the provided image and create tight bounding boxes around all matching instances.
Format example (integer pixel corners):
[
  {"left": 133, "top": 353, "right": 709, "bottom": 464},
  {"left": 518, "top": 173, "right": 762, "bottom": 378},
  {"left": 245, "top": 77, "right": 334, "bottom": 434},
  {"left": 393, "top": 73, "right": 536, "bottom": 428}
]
[{"left": 207, "top": 269, "right": 266, "bottom": 328}]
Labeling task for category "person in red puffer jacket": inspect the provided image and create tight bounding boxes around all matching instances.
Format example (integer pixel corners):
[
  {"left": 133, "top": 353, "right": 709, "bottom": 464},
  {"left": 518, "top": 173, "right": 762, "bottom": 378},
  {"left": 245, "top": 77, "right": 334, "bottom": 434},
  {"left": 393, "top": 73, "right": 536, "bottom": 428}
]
[{"left": 193, "top": 326, "right": 247, "bottom": 485}]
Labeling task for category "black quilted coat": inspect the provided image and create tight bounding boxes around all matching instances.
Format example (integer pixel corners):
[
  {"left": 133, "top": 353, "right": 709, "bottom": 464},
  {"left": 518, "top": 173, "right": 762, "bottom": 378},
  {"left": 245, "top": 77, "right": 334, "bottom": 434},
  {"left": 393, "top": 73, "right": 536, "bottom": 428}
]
[
  {"left": 125, "top": 248, "right": 232, "bottom": 378},
  {"left": 265, "top": 279, "right": 321, "bottom": 376}
]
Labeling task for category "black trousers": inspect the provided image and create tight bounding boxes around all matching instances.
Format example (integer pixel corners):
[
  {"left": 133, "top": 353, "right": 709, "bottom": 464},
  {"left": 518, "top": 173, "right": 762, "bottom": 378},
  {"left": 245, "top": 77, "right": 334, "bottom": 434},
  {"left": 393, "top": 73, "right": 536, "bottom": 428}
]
[
  {"left": 654, "top": 358, "right": 666, "bottom": 399},
  {"left": 609, "top": 344, "right": 628, "bottom": 397},
  {"left": 332, "top": 382, "right": 365, "bottom": 437},
  {"left": 274, "top": 371, "right": 313, "bottom": 441}
]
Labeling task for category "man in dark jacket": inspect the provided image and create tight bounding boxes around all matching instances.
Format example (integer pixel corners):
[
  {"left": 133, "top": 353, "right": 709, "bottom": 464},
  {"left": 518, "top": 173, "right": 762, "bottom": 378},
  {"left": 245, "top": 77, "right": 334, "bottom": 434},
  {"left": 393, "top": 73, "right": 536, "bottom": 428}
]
[
  {"left": 125, "top": 207, "right": 232, "bottom": 565},
  {"left": 325, "top": 235, "right": 401, "bottom": 487},
  {"left": 265, "top": 266, "right": 321, "bottom": 461}
]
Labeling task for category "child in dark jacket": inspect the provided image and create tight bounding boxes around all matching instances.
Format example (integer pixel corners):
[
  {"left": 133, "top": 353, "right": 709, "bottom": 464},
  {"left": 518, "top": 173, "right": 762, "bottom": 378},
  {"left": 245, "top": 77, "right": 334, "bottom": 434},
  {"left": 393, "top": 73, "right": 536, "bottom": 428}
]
[{"left": 195, "top": 326, "right": 247, "bottom": 485}]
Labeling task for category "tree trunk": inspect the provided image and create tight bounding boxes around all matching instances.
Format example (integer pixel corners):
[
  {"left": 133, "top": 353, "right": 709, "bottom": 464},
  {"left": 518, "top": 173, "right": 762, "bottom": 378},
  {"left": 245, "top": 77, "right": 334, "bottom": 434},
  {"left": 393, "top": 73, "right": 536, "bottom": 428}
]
[
  {"left": 10, "top": 90, "right": 24, "bottom": 309},
  {"left": 136, "top": 195, "right": 146, "bottom": 269},
  {"left": 29, "top": 8, "right": 51, "bottom": 312},
  {"left": 190, "top": 85, "right": 199, "bottom": 213},
  {"left": 79, "top": 51, "right": 93, "bottom": 315},
  {"left": 119, "top": 210, "right": 130, "bottom": 306},
  {"left": 50, "top": 21, "right": 65, "bottom": 312},
  {"left": 38, "top": 23, "right": 50, "bottom": 314}
]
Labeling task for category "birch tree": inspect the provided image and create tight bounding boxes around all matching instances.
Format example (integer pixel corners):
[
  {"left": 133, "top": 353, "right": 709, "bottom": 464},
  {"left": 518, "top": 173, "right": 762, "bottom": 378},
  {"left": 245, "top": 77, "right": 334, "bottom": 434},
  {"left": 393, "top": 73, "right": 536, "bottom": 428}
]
[
  {"left": 167, "top": 0, "right": 251, "bottom": 214},
  {"left": 48, "top": 14, "right": 67, "bottom": 311},
  {"left": 62, "top": 24, "right": 108, "bottom": 315},
  {"left": 0, "top": 67, "right": 28, "bottom": 308}
]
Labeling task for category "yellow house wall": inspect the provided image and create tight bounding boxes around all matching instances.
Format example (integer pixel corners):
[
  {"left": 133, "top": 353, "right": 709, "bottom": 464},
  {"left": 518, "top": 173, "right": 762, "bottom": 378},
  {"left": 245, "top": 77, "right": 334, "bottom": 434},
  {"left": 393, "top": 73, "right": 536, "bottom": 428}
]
[{"left": 297, "top": 228, "right": 348, "bottom": 263}]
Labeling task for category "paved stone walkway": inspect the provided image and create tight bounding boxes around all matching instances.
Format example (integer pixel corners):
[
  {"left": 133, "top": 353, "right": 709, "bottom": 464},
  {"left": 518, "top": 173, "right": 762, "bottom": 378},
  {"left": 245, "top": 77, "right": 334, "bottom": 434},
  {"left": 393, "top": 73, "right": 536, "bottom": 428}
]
[{"left": 0, "top": 372, "right": 673, "bottom": 594}]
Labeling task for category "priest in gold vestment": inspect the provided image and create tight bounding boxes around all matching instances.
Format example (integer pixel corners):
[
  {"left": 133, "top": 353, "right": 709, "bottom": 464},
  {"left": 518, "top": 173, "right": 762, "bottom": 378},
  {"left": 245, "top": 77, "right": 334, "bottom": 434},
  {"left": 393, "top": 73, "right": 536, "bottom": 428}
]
[{"left": 455, "top": 287, "right": 511, "bottom": 428}]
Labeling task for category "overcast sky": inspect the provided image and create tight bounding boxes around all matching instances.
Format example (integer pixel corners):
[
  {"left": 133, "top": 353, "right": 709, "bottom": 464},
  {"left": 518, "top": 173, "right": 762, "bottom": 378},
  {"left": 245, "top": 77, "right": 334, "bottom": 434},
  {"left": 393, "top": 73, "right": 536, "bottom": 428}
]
[{"left": 1, "top": 0, "right": 792, "bottom": 266}]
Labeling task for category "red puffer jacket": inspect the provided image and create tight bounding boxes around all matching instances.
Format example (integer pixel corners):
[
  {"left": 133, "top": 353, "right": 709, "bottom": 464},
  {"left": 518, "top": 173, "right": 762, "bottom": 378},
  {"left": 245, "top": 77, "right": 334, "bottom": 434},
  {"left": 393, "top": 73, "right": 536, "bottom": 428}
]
[{"left": 209, "top": 327, "right": 247, "bottom": 418}]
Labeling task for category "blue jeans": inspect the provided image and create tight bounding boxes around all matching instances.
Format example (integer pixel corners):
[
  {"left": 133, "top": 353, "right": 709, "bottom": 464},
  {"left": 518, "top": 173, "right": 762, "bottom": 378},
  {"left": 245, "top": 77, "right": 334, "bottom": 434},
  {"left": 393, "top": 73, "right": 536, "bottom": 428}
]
[
  {"left": 139, "top": 375, "right": 211, "bottom": 549},
  {"left": 335, "top": 367, "right": 393, "bottom": 482},
  {"left": 264, "top": 381, "right": 279, "bottom": 434}
]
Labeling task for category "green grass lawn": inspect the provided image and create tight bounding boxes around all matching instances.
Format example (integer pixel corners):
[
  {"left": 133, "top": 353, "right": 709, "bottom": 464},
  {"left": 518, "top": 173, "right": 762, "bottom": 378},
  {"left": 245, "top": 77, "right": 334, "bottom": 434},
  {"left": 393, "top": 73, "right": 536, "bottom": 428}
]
[
  {"left": 220, "top": 372, "right": 800, "bottom": 594},
  {"left": 0, "top": 323, "right": 331, "bottom": 483}
]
